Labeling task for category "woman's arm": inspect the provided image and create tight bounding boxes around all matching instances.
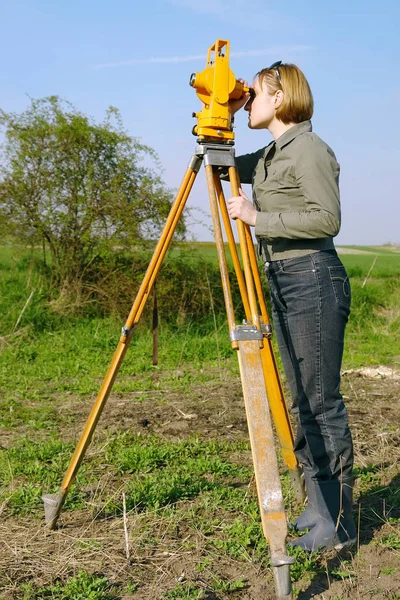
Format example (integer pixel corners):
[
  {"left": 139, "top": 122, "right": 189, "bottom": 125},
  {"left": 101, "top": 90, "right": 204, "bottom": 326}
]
[{"left": 220, "top": 148, "right": 265, "bottom": 184}]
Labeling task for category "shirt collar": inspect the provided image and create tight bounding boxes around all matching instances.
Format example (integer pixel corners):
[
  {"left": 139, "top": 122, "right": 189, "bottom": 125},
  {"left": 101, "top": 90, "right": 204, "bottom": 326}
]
[{"left": 275, "top": 120, "right": 312, "bottom": 150}]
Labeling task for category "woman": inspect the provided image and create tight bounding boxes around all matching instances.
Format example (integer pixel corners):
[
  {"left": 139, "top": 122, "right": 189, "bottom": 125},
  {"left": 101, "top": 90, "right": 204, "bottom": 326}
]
[{"left": 226, "top": 62, "right": 356, "bottom": 552}]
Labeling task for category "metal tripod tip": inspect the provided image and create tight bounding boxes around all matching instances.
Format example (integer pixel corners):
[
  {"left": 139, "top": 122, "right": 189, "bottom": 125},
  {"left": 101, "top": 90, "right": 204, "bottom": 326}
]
[
  {"left": 272, "top": 563, "right": 293, "bottom": 599},
  {"left": 42, "top": 492, "right": 65, "bottom": 529}
]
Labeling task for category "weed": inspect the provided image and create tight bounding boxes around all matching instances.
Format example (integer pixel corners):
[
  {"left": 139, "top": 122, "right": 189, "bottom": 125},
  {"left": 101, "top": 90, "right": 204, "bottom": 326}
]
[
  {"left": 212, "top": 518, "right": 268, "bottom": 562},
  {"left": 331, "top": 567, "right": 355, "bottom": 581},
  {"left": 124, "top": 580, "right": 140, "bottom": 593},
  {"left": 74, "top": 539, "right": 102, "bottom": 552},
  {"left": 195, "top": 558, "right": 212, "bottom": 572},
  {"left": 379, "top": 533, "right": 400, "bottom": 550},
  {"left": 19, "top": 571, "right": 119, "bottom": 599},
  {"left": 162, "top": 581, "right": 205, "bottom": 599},
  {"left": 353, "top": 464, "right": 381, "bottom": 490},
  {"left": 210, "top": 575, "right": 246, "bottom": 592},
  {"left": 380, "top": 567, "right": 397, "bottom": 575},
  {"left": 288, "top": 546, "right": 320, "bottom": 582}
]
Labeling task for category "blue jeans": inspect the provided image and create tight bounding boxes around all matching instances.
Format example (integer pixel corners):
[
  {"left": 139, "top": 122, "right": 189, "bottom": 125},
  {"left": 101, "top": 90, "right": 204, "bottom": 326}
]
[{"left": 265, "top": 250, "right": 353, "bottom": 480}]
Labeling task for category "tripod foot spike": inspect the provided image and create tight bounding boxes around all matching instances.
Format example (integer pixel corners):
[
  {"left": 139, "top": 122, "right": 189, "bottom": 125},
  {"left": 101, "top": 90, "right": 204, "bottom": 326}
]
[
  {"left": 272, "top": 564, "right": 293, "bottom": 599},
  {"left": 42, "top": 492, "right": 66, "bottom": 529}
]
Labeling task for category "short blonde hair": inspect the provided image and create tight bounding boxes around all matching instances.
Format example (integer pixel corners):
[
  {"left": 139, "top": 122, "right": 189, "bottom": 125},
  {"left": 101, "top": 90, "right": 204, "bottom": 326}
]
[{"left": 256, "top": 63, "right": 314, "bottom": 124}]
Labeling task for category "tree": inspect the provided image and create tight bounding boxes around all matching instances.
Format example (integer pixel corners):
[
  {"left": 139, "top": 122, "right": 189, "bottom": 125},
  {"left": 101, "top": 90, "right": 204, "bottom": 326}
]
[{"left": 0, "top": 96, "right": 184, "bottom": 285}]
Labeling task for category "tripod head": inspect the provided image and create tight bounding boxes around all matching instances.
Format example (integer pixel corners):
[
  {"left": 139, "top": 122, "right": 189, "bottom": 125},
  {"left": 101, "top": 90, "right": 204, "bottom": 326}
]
[{"left": 190, "top": 39, "right": 250, "bottom": 143}]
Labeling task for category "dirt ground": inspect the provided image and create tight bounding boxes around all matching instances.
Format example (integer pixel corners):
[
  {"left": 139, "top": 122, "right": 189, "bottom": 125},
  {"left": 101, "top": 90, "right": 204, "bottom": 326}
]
[{"left": 0, "top": 370, "right": 399, "bottom": 599}]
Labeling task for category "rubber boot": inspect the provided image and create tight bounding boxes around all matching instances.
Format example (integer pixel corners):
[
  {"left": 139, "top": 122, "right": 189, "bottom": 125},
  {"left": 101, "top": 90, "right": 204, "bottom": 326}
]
[
  {"left": 289, "top": 477, "right": 356, "bottom": 552},
  {"left": 293, "top": 468, "right": 318, "bottom": 532}
]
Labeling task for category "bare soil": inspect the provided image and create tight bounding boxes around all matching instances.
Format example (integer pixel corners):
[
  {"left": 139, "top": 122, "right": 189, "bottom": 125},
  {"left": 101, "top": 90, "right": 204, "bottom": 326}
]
[{"left": 0, "top": 370, "right": 399, "bottom": 599}]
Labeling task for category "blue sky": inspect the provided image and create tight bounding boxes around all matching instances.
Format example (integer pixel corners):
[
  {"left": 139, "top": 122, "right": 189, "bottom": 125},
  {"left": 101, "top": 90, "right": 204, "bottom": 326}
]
[{"left": 1, "top": 0, "right": 399, "bottom": 244}]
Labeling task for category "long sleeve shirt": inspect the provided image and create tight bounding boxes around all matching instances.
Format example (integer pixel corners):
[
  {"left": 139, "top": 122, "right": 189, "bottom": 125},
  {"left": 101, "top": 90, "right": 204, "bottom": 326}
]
[{"left": 233, "top": 120, "right": 341, "bottom": 261}]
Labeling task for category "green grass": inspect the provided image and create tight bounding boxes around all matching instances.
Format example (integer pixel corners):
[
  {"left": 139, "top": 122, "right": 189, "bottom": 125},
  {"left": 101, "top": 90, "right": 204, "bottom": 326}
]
[
  {"left": 0, "top": 431, "right": 255, "bottom": 518},
  {"left": 0, "top": 437, "right": 96, "bottom": 515},
  {"left": 18, "top": 571, "right": 120, "bottom": 599},
  {"left": 1, "top": 244, "right": 399, "bottom": 408},
  {"left": 162, "top": 582, "right": 205, "bottom": 599},
  {"left": 1, "top": 243, "right": 400, "bottom": 598}
]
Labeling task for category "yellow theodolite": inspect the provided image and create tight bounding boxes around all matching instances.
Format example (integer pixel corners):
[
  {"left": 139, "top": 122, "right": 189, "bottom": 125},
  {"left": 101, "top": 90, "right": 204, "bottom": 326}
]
[
  {"left": 189, "top": 39, "right": 250, "bottom": 141},
  {"left": 43, "top": 39, "right": 304, "bottom": 600}
]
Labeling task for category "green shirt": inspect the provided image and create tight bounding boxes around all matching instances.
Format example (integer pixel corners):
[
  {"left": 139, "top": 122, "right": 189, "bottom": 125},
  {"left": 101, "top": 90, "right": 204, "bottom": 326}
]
[{"left": 235, "top": 120, "right": 341, "bottom": 261}]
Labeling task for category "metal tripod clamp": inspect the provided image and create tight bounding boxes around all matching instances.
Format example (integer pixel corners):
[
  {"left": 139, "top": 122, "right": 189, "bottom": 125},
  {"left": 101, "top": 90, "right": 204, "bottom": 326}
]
[
  {"left": 229, "top": 321, "right": 272, "bottom": 342},
  {"left": 188, "top": 142, "right": 236, "bottom": 172},
  {"left": 196, "top": 142, "right": 236, "bottom": 167}
]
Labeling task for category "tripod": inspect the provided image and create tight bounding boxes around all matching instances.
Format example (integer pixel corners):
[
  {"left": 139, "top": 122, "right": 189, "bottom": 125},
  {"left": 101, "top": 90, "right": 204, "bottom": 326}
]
[
  {"left": 43, "top": 40, "right": 306, "bottom": 600},
  {"left": 43, "top": 141, "right": 304, "bottom": 598}
]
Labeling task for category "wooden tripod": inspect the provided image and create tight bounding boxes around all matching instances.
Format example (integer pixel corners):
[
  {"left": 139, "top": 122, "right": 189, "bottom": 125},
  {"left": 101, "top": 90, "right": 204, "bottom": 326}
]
[{"left": 43, "top": 140, "right": 305, "bottom": 599}]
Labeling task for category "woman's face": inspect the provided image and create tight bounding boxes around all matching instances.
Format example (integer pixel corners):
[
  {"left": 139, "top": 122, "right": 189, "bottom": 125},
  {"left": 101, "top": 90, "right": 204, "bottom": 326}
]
[{"left": 244, "top": 78, "right": 277, "bottom": 129}]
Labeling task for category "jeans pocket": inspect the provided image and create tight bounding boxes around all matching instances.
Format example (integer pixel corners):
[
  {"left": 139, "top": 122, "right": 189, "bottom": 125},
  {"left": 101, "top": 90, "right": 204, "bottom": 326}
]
[
  {"left": 280, "top": 257, "right": 315, "bottom": 275},
  {"left": 328, "top": 265, "right": 351, "bottom": 309}
]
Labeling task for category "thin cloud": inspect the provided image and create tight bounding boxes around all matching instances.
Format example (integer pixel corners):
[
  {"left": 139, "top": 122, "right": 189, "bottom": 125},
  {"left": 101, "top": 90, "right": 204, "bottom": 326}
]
[
  {"left": 91, "top": 55, "right": 206, "bottom": 70},
  {"left": 91, "top": 46, "right": 313, "bottom": 70}
]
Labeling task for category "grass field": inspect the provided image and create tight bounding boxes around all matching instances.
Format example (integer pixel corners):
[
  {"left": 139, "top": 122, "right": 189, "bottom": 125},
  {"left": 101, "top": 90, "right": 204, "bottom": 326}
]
[{"left": 0, "top": 243, "right": 399, "bottom": 599}]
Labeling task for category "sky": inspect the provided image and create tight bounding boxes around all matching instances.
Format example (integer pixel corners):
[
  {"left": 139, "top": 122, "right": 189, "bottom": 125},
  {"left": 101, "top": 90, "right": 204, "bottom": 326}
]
[{"left": 1, "top": 0, "right": 399, "bottom": 245}]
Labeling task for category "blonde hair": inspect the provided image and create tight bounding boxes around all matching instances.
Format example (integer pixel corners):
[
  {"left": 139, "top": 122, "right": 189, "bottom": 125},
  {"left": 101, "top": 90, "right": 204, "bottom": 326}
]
[{"left": 256, "top": 63, "right": 314, "bottom": 124}]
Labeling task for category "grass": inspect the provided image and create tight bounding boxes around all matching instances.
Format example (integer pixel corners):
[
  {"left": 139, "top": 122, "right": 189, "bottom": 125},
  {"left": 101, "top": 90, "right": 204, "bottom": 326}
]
[
  {"left": 0, "top": 433, "right": 256, "bottom": 518},
  {"left": 340, "top": 249, "right": 400, "bottom": 367},
  {"left": 18, "top": 572, "right": 120, "bottom": 599},
  {"left": 0, "top": 242, "right": 400, "bottom": 598},
  {"left": 1, "top": 243, "right": 399, "bottom": 407}
]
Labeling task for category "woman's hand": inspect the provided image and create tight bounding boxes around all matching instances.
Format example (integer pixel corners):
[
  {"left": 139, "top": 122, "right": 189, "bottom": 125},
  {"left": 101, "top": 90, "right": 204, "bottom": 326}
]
[
  {"left": 227, "top": 188, "right": 257, "bottom": 226},
  {"left": 228, "top": 79, "right": 251, "bottom": 115}
]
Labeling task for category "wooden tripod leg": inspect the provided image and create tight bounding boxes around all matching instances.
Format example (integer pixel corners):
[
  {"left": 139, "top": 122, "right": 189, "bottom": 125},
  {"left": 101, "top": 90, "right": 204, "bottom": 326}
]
[
  {"left": 213, "top": 172, "right": 251, "bottom": 319},
  {"left": 238, "top": 341, "right": 294, "bottom": 599},
  {"left": 42, "top": 164, "right": 198, "bottom": 529},
  {"left": 227, "top": 168, "right": 261, "bottom": 330},
  {"left": 243, "top": 224, "right": 305, "bottom": 504},
  {"left": 205, "top": 165, "right": 237, "bottom": 339},
  {"left": 206, "top": 166, "right": 293, "bottom": 599}
]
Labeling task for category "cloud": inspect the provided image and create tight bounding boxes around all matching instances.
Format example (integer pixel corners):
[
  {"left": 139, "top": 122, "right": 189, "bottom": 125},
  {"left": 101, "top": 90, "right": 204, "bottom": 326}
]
[
  {"left": 91, "top": 45, "right": 313, "bottom": 70},
  {"left": 91, "top": 55, "right": 206, "bottom": 70}
]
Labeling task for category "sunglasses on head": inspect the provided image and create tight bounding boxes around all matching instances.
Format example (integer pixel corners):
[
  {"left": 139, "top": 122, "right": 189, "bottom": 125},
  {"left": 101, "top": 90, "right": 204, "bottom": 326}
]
[
  {"left": 246, "top": 61, "right": 283, "bottom": 104},
  {"left": 269, "top": 61, "right": 282, "bottom": 83}
]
